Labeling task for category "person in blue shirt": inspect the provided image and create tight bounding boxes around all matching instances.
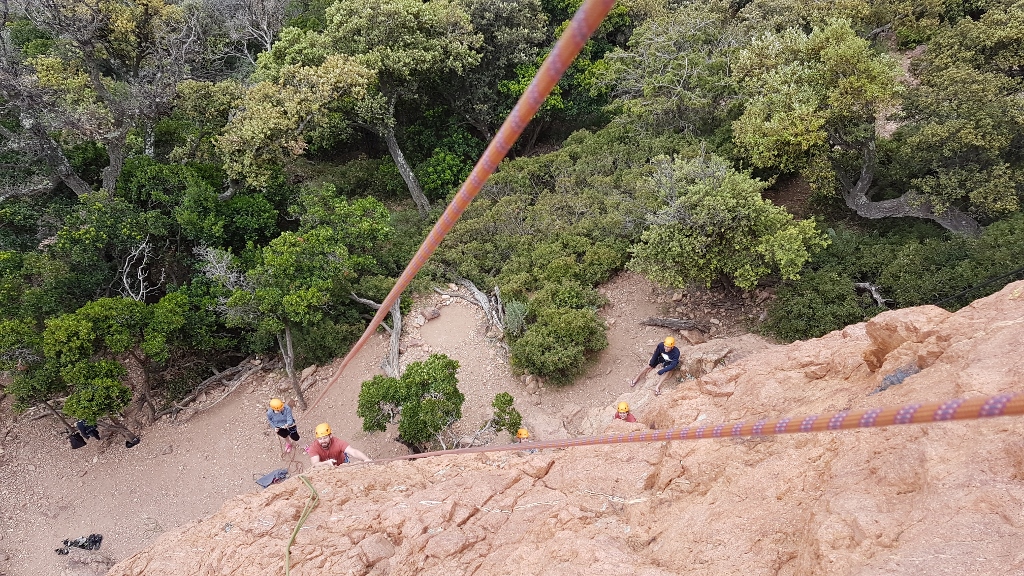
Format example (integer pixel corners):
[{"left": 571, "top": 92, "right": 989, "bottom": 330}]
[
  {"left": 266, "top": 398, "right": 300, "bottom": 453},
  {"left": 630, "top": 336, "right": 680, "bottom": 396}
]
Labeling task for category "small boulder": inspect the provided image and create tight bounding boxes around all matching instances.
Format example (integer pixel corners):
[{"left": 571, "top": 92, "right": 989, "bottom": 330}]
[
  {"left": 63, "top": 549, "right": 116, "bottom": 576},
  {"left": 423, "top": 307, "right": 441, "bottom": 320},
  {"left": 300, "top": 365, "right": 317, "bottom": 380},
  {"left": 678, "top": 329, "right": 706, "bottom": 345}
]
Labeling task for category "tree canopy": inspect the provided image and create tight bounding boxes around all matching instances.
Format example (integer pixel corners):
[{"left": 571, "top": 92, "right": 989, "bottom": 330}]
[{"left": 4, "top": 0, "right": 1024, "bottom": 431}]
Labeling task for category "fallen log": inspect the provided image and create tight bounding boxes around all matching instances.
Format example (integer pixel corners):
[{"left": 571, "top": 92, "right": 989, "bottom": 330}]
[
  {"left": 157, "top": 358, "right": 254, "bottom": 418},
  {"left": 640, "top": 317, "right": 709, "bottom": 334},
  {"left": 854, "top": 282, "right": 892, "bottom": 307},
  {"left": 435, "top": 278, "right": 510, "bottom": 354}
]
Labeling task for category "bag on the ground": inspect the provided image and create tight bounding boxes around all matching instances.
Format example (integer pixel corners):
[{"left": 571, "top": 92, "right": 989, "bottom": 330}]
[
  {"left": 125, "top": 437, "right": 141, "bottom": 449},
  {"left": 68, "top": 432, "right": 87, "bottom": 450},
  {"left": 55, "top": 533, "right": 103, "bottom": 555},
  {"left": 255, "top": 468, "right": 289, "bottom": 488},
  {"left": 76, "top": 420, "right": 101, "bottom": 440}
]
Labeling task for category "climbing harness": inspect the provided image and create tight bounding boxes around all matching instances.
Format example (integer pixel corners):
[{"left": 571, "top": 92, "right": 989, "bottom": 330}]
[{"left": 308, "top": 0, "right": 618, "bottom": 412}]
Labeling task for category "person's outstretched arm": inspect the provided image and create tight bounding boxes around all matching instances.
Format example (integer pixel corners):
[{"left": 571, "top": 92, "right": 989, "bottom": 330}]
[{"left": 344, "top": 446, "right": 372, "bottom": 462}]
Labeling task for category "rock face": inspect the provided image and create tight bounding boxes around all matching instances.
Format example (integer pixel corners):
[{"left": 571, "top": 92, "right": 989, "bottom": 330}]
[{"left": 108, "top": 282, "right": 1024, "bottom": 576}]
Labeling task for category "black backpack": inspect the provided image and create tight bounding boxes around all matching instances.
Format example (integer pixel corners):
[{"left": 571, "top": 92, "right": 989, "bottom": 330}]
[{"left": 68, "top": 432, "right": 87, "bottom": 450}]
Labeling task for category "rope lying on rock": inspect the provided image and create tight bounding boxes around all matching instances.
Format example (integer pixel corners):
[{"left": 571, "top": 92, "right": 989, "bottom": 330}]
[
  {"left": 350, "top": 391, "right": 1024, "bottom": 465},
  {"left": 307, "top": 0, "right": 618, "bottom": 413},
  {"left": 285, "top": 475, "right": 319, "bottom": 576}
]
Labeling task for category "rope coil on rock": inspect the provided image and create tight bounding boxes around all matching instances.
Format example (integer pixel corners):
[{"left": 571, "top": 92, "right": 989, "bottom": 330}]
[
  {"left": 350, "top": 391, "right": 1024, "bottom": 464},
  {"left": 308, "top": 0, "right": 618, "bottom": 412}
]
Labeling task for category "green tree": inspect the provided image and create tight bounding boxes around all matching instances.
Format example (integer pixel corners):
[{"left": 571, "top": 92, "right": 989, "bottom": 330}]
[
  {"left": 628, "top": 154, "right": 828, "bottom": 290},
  {"left": 0, "top": 0, "right": 208, "bottom": 196},
  {"left": 201, "top": 183, "right": 391, "bottom": 408},
  {"left": 731, "top": 20, "right": 987, "bottom": 234},
  {"left": 601, "top": 1, "right": 742, "bottom": 134},
  {"left": 253, "top": 0, "right": 482, "bottom": 215},
  {"left": 356, "top": 353, "right": 463, "bottom": 451},
  {"left": 444, "top": 0, "right": 548, "bottom": 139},
  {"left": 216, "top": 52, "right": 374, "bottom": 189},
  {"left": 884, "top": 4, "right": 1024, "bottom": 222},
  {"left": 206, "top": 227, "right": 356, "bottom": 408}
]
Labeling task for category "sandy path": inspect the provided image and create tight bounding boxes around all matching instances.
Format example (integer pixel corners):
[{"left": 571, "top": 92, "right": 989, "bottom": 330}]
[{"left": 0, "top": 272, "right": 679, "bottom": 576}]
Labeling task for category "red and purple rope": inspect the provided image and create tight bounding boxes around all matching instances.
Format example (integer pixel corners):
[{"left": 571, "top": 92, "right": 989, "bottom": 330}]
[{"left": 353, "top": 391, "right": 1024, "bottom": 465}]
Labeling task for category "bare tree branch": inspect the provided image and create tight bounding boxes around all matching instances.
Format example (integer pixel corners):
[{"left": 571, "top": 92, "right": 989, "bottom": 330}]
[{"left": 350, "top": 293, "right": 402, "bottom": 377}]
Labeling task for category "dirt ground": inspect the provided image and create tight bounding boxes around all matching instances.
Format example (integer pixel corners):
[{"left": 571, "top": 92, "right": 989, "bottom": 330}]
[{"left": 0, "top": 272, "right": 770, "bottom": 576}]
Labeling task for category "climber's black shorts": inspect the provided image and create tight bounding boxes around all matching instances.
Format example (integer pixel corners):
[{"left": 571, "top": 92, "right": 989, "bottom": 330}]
[{"left": 276, "top": 425, "right": 300, "bottom": 441}]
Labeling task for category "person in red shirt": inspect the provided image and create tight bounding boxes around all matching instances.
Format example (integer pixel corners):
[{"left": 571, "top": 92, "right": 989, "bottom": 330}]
[
  {"left": 613, "top": 402, "right": 638, "bottom": 423},
  {"left": 308, "top": 422, "right": 371, "bottom": 467}
]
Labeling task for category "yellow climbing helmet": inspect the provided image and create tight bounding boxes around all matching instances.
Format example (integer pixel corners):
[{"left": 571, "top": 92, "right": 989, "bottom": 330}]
[
  {"left": 269, "top": 398, "right": 284, "bottom": 411},
  {"left": 617, "top": 402, "right": 629, "bottom": 413},
  {"left": 315, "top": 422, "right": 332, "bottom": 438},
  {"left": 516, "top": 428, "right": 530, "bottom": 439},
  {"left": 664, "top": 336, "right": 676, "bottom": 348}
]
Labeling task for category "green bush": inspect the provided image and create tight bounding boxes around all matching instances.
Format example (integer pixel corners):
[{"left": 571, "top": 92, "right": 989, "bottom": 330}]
[
  {"left": 510, "top": 307, "right": 608, "bottom": 385},
  {"left": 62, "top": 377, "right": 133, "bottom": 426},
  {"left": 293, "top": 316, "right": 364, "bottom": 367},
  {"left": 489, "top": 392, "right": 522, "bottom": 436},
  {"left": 628, "top": 154, "right": 828, "bottom": 290},
  {"left": 356, "top": 354, "right": 464, "bottom": 451},
  {"left": 877, "top": 237, "right": 974, "bottom": 307},
  {"left": 415, "top": 149, "right": 471, "bottom": 201},
  {"left": 504, "top": 300, "right": 528, "bottom": 338},
  {"left": 761, "top": 270, "right": 882, "bottom": 342},
  {"left": 527, "top": 279, "right": 606, "bottom": 318},
  {"left": 969, "top": 213, "right": 1024, "bottom": 280}
]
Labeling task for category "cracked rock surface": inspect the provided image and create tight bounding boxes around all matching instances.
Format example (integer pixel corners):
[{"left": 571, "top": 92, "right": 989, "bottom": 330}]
[{"left": 108, "top": 281, "right": 1024, "bottom": 576}]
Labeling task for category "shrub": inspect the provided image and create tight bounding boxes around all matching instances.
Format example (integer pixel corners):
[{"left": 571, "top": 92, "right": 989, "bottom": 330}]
[
  {"left": 527, "top": 279, "right": 606, "bottom": 318},
  {"left": 62, "top": 377, "right": 133, "bottom": 426},
  {"left": 293, "top": 317, "right": 364, "bottom": 367},
  {"left": 761, "top": 270, "right": 882, "bottom": 342},
  {"left": 489, "top": 392, "right": 522, "bottom": 436},
  {"left": 510, "top": 307, "right": 608, "bottom": 385},
  {"left": 356, "top": 354, "right": 464, "bottom": 451},
  {"left": 628, "top": 154, "right": 828, "bottom": 290},
  {"left": 876, "top": 237, "right": 974, "bottom": 306},
  {"left": 504, "top": 300, "right": 528, "bottom": 338}
]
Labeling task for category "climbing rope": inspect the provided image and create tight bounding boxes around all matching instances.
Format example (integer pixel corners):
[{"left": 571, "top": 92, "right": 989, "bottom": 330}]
[
  {"left": 307, "top": 0, "right": 618, "bottom": 412},
  {"left": 933, "top": 263, "right": 1024, "bottom": 307},
  {"left": 343, "top": 391, "right": 1024, "bottom": 465},
  {"left": 284, "top": 475, "right": 319, "bottom": 576}
]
